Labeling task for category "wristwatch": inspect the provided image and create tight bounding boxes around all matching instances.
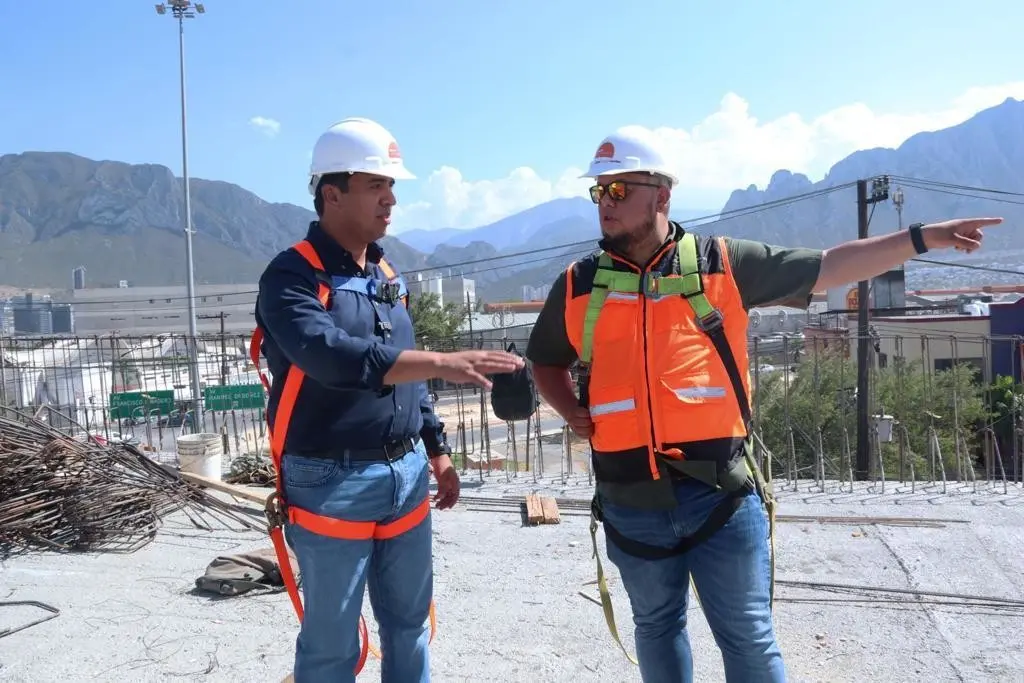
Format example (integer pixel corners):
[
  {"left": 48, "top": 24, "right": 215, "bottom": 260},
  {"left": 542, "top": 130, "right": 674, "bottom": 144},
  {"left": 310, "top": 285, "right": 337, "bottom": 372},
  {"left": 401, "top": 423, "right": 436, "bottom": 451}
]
[
  {"left": 908, "top": 222, "right": 928, "bottom": 255},
  {"left": 429, "top": 441, "right": 452, "bottom": 459}
]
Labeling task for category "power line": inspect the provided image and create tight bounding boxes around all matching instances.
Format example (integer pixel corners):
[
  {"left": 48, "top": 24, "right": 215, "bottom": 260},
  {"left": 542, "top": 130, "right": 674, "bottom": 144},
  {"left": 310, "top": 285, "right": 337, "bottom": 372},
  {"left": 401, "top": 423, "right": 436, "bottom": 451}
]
[
  {"left": 11, "top": 173, "right": 1020, "bottom": 311},
  {"left": 46, "top": 181, "right": 860, "bottom": 308},
  {"left": 884, "top": 174, "right": 1024, "bottom": 276},
  {"left": 910, "top": 258, "right": 1023, "bottom": 276},
  {"left": 889, "top": 175, "right": 1024, "bottom": 201}
]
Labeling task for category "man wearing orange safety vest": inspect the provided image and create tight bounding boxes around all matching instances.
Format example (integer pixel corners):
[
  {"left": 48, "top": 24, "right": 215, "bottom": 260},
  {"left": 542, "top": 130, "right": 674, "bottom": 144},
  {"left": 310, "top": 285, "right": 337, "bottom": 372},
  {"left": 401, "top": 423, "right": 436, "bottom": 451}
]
[
  {"left": 525, "top": 125, "right": 1002, "bottom": 683},
  {"left": 252, "top": 117, "right": 524, "bottom": 682}
]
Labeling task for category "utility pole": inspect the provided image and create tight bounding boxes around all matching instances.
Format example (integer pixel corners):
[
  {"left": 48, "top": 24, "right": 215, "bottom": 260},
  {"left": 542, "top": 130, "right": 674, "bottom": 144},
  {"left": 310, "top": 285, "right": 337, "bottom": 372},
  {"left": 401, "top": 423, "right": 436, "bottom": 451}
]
[
  {"left": 199, "top": 312, "right": 229, "bottom": 384},
  {"left": 156, "top": 1, "right": 206, "bottom": 431},
  {"left": 218, "top": 312, "right": 227, "bottom": 384},
  {"left": 855, "top": 176, "right": 891, "bottom": 480}
]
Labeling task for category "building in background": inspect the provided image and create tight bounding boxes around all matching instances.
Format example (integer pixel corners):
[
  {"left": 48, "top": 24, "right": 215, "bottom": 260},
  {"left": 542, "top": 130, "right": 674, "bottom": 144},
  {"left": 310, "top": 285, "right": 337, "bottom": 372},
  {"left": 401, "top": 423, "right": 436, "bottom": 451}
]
[
  {"left": 51, "top": 304, "right": 74, "bottom": 334},
  {"left": 443, "top": 275, "right": 476, "bottom": 309},
  {"left": 808, "top": 279, "right": 1024, "bottom": 382},
  {"left": 521, "top": 284, "right": 551, "bottom": 302},
  {"left": 0, "top": 302, "right": 13, "bottom": 335},
  {"left": 825, "top": 268, "right": 907, "bottom": 320},
  {"left": 871, "top": 313, "right": 991, "bottom": 379},
  {"left": 0, "top": 295, "right": 75, "bottom": 336},
  {"left": 11, "top": 294, "right": 54, "bottom": 335},
  {"left": 987, "top": 298, "right": 1024, "bottom": 383},
  {"left": 60, "top": 284, "right": 257, "bottom": 335},
  {"left": 407, "top": 272, "right": 476, "bottom": 309},
  {"left": 406, "top": 272, "right": 443, "bottom": 299},
  {"left": 72, "top": 266, "right": 87, "bottom": 290}
]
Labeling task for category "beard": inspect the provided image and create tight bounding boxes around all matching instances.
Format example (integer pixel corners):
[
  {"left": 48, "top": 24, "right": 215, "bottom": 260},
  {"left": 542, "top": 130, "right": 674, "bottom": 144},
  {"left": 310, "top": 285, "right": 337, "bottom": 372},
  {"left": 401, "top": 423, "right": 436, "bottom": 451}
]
[{"left": 600, "top": 216, "right": 659, "bottom": 256}]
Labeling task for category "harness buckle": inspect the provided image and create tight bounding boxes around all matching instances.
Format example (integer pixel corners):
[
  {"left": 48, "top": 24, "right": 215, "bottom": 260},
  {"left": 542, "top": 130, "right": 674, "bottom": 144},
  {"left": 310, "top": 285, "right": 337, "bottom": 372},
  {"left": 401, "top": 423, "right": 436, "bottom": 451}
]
[
  {"left": 696, "top": 308, "right": 725, "bottom": 332},
  {"left": 264, "top": 491, "right": 287, "bottom": 529},
  {"left": 641, "top": 272, "right": 664, "bottom": 300}
]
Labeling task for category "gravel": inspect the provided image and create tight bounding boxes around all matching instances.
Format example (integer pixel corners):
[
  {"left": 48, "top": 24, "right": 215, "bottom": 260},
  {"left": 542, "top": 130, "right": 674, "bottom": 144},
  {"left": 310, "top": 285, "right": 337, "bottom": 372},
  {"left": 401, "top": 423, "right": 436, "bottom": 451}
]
[{"left": 2, "top": 474, "right": 1023, "bottom": 682}]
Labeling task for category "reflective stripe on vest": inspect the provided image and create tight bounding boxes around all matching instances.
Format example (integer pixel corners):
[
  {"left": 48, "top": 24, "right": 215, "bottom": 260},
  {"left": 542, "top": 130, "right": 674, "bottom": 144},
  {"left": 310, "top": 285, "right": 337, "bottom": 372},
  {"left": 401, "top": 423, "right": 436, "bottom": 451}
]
[
  {"left": 566, "top": 232, "right": 754, "bottom": 488},
  {"left": 248, "top": 238, "right": 434, "bottom": 676}
]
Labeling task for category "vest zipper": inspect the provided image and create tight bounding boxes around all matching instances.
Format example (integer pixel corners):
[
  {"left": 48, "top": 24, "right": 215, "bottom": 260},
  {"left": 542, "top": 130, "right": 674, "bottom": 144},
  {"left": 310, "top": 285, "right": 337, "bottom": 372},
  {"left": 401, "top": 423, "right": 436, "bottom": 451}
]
[
  {"left": 639, "top": 241, "right": 675, "bottom": 478},
  {"left": 639, "top": 291, "right": 659, "bottom": 478},
  {"left": 606, "top": 240, "right": 676, "bottom": 480}
]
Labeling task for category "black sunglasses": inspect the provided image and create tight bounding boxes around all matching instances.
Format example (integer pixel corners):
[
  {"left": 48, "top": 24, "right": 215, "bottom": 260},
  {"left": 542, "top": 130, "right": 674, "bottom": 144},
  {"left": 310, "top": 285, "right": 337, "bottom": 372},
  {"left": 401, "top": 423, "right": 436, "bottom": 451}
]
[{"left": 589, "top": 179, "right": 663, "bottom": 204}]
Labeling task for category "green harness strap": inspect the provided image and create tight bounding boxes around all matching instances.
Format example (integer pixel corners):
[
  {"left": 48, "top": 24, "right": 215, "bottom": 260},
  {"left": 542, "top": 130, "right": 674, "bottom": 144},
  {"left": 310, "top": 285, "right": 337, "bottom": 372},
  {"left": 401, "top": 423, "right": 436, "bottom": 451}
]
[
  {"left": 579, "top": 232, "right": 778, "bottom": 665},
  {"left": 581, "top": 233, "right": 710, "bottom": 364}
]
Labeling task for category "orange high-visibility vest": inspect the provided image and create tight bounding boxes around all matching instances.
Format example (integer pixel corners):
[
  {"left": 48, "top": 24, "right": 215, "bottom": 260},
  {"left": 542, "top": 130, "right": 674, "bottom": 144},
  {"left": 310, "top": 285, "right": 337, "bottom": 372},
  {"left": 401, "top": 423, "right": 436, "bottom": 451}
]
[
  {"left": 249, "top": 239, "right": 436, "bottom": 677},
  {"left": 564, "top": 231, "right": 753, "bottom": 489}
]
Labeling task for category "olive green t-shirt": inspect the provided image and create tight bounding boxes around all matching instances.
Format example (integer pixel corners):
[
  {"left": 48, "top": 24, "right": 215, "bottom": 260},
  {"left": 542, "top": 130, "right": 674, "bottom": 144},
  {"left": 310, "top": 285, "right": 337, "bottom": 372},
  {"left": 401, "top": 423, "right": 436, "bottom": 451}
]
[{"left": 524, "top": 231, "right": 823, "bottom": 509}]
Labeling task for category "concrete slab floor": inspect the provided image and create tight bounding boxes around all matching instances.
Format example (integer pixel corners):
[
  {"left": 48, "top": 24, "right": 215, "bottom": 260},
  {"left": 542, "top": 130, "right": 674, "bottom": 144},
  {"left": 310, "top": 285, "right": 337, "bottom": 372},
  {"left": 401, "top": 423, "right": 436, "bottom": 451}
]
[{"left": 2, "top": 476, "right": 1024, "bottom": 682}]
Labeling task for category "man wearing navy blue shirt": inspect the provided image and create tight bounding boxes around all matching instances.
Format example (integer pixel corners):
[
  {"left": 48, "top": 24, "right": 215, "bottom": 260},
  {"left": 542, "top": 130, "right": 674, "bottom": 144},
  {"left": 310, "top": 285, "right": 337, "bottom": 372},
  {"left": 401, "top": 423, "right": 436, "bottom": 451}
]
[{"left": 255, "top": 118, "right": 523, "bottom": 683}]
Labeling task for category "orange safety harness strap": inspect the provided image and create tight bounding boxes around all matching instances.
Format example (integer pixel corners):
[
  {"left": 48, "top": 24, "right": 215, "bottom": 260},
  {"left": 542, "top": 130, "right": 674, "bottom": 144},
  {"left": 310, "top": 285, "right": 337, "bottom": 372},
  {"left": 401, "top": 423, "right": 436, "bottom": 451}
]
[{"left": 250, "top": 239, "right": 436, "bottom": 676}]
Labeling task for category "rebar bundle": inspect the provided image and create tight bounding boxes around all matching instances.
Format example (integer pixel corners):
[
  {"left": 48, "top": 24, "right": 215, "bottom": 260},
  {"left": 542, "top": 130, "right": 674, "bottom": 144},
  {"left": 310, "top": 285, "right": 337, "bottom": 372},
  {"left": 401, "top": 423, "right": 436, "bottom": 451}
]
[{"left": 0, "top": 412, "right": 263, "bottom": 558}]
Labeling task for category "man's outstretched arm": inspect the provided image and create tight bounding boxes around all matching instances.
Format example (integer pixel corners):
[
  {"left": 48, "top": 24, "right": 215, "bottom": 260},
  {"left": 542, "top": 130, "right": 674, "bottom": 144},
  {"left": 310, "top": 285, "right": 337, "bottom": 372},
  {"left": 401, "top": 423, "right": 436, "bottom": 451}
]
[
  {"left": 727, "top": 217, "right": 1004, "bottom": 312},
  {"left": 814, "top": 217, "right": 1003, "bottom": 292}
]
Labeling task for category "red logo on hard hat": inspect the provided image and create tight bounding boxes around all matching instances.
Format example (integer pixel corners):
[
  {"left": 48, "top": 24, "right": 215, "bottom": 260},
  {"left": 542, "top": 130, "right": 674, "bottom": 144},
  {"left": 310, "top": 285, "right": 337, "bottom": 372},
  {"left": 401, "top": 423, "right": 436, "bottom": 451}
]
[
  {"left": 388, "top": 142, "right": 401, "bottom": 159},
  {"left": 594, "top": 142, "right": 615, "bottom": 159}
]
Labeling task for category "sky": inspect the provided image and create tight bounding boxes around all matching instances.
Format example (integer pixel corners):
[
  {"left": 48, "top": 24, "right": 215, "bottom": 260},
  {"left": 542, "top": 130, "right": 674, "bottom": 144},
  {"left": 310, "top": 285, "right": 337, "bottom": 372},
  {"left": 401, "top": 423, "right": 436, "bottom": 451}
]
[{"left": 2, "top": 0, "right": 1023, "bottom": 236}]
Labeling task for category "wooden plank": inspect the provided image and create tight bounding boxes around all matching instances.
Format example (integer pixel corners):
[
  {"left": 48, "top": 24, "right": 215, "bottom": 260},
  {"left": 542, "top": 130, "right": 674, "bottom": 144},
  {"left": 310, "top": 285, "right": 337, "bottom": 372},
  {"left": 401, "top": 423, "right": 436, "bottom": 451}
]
[
  {"left": 524, "top": 494, "right": 544, "bottom": 525},
  {"left": 178, "top": 471, "right": 270, "bottom": 505},
  {"left": 539, "top": 496, "right": 561, "bottom": 524}
]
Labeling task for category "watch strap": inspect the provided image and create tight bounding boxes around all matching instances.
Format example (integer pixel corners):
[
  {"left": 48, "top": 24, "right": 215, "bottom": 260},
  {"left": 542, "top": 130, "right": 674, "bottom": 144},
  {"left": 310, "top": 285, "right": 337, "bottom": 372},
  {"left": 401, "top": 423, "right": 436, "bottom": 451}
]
[{"left": 908, "top": 222, "right": 928, "bottom": 255}]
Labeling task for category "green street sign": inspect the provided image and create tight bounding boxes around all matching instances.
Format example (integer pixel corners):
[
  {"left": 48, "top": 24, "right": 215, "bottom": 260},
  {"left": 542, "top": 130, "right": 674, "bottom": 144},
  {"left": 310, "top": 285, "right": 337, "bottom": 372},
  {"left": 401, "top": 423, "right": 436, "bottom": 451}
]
[
  {"left": 109, "top": 390, "right": 176, "bottom": 420},
  {"left": 204, "top": 383, "right": 266, "bottom": 412}
]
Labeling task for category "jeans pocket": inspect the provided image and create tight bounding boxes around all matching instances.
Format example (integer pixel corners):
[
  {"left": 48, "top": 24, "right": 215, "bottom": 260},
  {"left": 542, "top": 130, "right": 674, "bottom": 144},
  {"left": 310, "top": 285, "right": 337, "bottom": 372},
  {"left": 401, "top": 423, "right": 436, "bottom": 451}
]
[
  {"left": 282, "top": 455, "right": 342, "bottom": 489},
  {"left": 600, "top": 498, "right": 675, "bottom": 548}
]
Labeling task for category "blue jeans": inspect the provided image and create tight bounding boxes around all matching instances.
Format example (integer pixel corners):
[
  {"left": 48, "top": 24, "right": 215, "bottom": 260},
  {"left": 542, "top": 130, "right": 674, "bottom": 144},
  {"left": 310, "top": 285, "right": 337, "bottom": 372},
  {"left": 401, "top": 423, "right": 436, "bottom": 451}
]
[
  {"left": 282, "top": 439, "right": 433, "bottom": 683},
  {"left": 600, "top": 478, "right": 784, "bottom": 683}
]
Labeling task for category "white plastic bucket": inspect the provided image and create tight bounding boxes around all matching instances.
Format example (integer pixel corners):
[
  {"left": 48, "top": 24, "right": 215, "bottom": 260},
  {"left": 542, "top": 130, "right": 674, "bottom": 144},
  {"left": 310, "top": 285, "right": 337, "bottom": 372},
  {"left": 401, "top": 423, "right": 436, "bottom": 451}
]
[{"left": 176, "top": 432, "right": 224, "bottom": 480}]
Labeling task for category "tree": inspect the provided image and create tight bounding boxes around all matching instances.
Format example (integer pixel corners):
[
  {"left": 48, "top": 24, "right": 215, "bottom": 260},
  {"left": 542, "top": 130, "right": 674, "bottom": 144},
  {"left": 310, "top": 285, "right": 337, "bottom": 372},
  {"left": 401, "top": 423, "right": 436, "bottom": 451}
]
[
  {"left": 987, "top": 374, "right": 1023, "bottom": 475},
  {"left": 753, "top": 345, "right": 991, "bottom": 483},
  {"left": 408, "top": 292, "right": 468, "bottom": 349}
]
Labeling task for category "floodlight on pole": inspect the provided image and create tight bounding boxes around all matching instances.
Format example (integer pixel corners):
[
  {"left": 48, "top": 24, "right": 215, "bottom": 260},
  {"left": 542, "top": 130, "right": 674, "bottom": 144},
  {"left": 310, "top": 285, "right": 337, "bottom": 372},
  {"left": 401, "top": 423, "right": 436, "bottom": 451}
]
[{"left": 155, "top": 1, "right": 205, "bottom": 432}]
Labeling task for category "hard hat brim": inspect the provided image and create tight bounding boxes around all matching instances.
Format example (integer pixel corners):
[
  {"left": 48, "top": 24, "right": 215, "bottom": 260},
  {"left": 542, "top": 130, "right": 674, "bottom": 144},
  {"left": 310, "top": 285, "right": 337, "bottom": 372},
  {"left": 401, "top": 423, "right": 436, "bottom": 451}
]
[
  {"left": 307, "top": 165, "right": 417, "bottom": 195},
  {"left": 581, "top": 165, "right": 679, "bottom": 187}
]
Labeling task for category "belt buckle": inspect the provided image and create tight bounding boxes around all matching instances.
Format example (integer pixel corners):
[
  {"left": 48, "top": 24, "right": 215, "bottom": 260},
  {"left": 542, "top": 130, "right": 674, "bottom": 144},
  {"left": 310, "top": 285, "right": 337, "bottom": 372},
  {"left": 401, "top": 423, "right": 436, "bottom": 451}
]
[{"left": 385, "top": 438, "right": 409, "bottom": 462}]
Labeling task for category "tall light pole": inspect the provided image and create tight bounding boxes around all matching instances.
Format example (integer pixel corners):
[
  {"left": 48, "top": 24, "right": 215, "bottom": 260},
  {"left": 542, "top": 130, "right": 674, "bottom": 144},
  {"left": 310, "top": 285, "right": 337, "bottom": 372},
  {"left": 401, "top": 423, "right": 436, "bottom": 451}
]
[{"left": 156, "top": 1, "right": 205, "bottom": 432}]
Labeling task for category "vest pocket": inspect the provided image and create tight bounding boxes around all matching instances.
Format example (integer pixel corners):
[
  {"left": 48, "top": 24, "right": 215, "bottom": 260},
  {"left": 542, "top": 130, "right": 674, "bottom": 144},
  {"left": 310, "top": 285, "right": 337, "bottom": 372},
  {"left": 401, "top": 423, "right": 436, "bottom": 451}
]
[
  {"left": 656, "top": 371, "right": 735, "bottom": 442},
  {"left": 588, "top": 387, "right": 644, "bottom": 451}
]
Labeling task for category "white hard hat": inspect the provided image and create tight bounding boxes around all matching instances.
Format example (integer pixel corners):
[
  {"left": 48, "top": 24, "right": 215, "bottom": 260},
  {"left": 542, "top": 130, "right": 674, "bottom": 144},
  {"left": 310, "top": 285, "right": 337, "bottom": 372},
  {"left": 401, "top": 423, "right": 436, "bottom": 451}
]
[
  {"left": 580, "top": 126, "right": 678, "bottom": 187},
  {"left": 308, "top": 117, "right": 415, "bottom": 195}
]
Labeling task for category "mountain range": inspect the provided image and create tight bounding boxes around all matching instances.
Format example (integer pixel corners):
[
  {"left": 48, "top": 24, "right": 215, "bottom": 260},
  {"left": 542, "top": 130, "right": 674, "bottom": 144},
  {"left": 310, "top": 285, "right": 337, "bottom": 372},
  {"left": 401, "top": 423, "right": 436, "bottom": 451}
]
[{"left": 2, "top": 97, "right": 1023, "bottom": 301}]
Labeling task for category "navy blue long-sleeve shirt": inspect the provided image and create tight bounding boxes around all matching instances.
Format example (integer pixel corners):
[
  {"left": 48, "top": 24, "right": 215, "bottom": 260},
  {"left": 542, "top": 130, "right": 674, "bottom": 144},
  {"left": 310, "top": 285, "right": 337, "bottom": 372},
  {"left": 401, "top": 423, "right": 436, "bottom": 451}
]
[{"left": 254, "top": 221, "right": 447, "bottom": 457}]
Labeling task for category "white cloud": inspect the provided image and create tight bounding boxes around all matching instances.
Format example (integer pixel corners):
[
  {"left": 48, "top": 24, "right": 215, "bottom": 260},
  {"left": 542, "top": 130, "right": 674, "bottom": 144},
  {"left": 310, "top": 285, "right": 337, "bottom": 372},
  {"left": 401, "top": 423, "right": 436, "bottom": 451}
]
[
  {"left": 393, "top": 165, "right": 590, "bottom": 231},
  {"left": 249, "top": 116, "right": 281, "bottom": 137},
  {"left": 391, "top": 82, "right": 1024, "bottom": 232}
]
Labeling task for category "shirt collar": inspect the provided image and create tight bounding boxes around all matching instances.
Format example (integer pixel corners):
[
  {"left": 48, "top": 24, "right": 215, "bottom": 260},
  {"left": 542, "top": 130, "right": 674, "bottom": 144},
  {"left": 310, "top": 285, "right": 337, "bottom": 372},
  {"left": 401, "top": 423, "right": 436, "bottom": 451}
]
[{"left": 304, "top": 221, "right": 385, "bottom": 273}]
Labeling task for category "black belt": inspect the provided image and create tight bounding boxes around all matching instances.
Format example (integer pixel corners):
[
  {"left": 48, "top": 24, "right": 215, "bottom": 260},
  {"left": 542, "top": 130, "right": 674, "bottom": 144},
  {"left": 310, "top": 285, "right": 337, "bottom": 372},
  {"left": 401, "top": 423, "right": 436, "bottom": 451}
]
[{"left": 302, "top": 436, "right": 419, "bottom": 463}]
